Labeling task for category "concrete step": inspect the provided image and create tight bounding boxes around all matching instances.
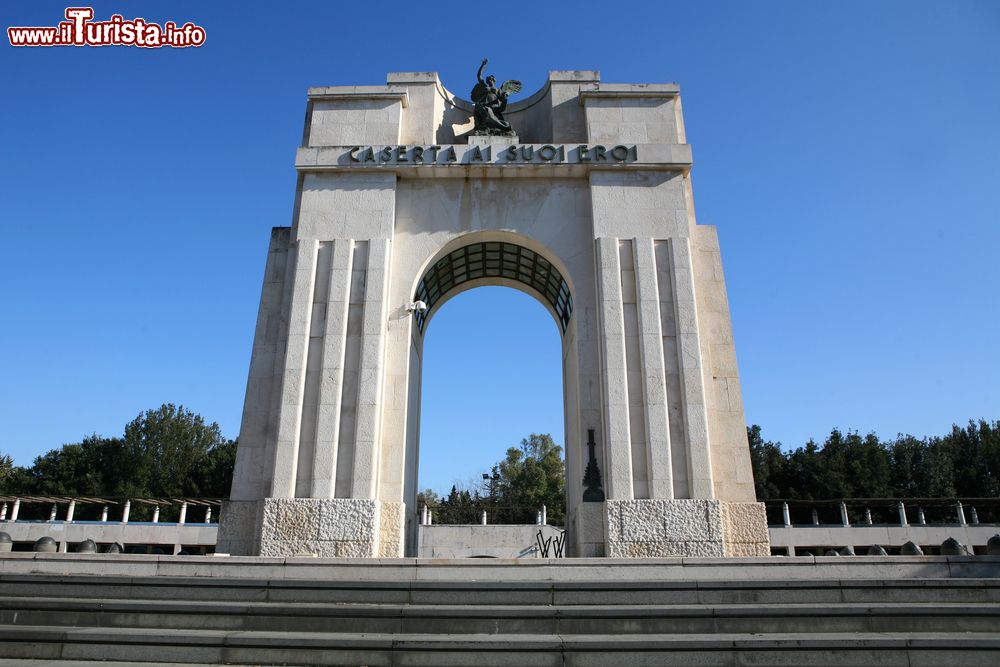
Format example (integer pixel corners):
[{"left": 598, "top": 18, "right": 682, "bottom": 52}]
[
  {"left": 2, "top": 596, "right": 999, "bottom": 635},
  {"left": 0, "top": 663, "right": 264, "bottom": 667},
  {"left": 2, "top": 553, "right": 998, "bottom": 584},
  {"left": 3, "top": 573, "right": 999, "bottom": 605},
  {"left": 2, "top": 557, "right": 998, "bottom": 664},
  {"left": 1, "top": 626, "right": 999, "bottom": 667},
  {"left": 0, "top": 662, "right": 265, "bottom": 667}
]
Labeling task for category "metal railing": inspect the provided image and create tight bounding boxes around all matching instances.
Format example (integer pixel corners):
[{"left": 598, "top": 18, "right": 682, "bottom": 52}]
[
  {"left": 0, "top": 495, "right": 222, "bottom": 525},
  {"left": 764, "top": 498, "right": 1000, "bottom": 528},
  {"left": 418, "top": 503, "right": 558, "bottom": 527}
]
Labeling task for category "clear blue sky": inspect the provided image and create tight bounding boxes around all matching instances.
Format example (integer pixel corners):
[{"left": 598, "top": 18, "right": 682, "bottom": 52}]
[{"left": 2, "top": 2, "right": 998, "bottom": 496}]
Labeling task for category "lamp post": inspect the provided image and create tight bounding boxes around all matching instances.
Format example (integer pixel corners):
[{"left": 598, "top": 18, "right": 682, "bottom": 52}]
[{"left": 482, "top": 469, "right": 499, "bottom": 523}]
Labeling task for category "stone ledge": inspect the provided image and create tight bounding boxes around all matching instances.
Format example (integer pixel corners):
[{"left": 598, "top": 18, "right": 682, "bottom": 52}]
[
  {"left": 307, "top": 88, "right": 409, "bottom": 107},
  {"left": 2, "top": 553, "right": 998, "bottom": 581}
]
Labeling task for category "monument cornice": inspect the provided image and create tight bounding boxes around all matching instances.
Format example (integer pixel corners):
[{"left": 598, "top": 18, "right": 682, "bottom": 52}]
[
  {"left": 578, "top": 84, "right": 680, "bottom": 104},
  {"left": 307, "top": 88, "right": 410, "bottom": 107},
  {"left": 295, "top": 143, "right": 692, "bottom": 177}
]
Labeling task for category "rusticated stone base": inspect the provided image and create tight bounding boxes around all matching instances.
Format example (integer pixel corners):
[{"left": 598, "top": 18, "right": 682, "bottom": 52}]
[
  {"left": 217, "top": 498, "right": 404, "bottom": 557},
  {"left": 216, "top": 499, "right": 262, "bottom": 556},
  {"left": 378, "top": 501, "right": 404, "bottom": 558},
  {"left": 605, "top": 499, "right": 770, "bottom": 558},
  {"left": 721, "top": 501, "right": 771, "bottom": 556},
  {"left": 606, "top": 499, "right": 724, "bottom": 557}
]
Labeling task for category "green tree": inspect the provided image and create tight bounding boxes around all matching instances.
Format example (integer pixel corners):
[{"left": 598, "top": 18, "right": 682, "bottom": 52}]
[
  {"left": 115, "top": 404, "right": 230, "bottom": 499},
  {"left": 745, "top": 421, "right": 999, "bottom": 502},
  {"left": 495, "top": 433, "right": 565, "bottom": 525},
  {"left": 0, "top": 453, "right": 14, "bottom": 490},
  {"left": 416, "top": 488, "right": 441, "bottom": 510},
  {"left": 0, "top": 455, "right": 31, "bottom": 496},
  {"left": 188, "top": 438, "right": 238, "bottom": 498},
  {"left": 418, "top": 434, "right": 567, "bottom": 526},
  {"left": 843, "top": 432, "right": 892, "bottom": 498},
  {"left": 813, "top": 429, "right": 852, "bottom": 498},
  {"left": 944, "top": 420, "right": 1000, "bottom": 497},
  {"left": 888, "top": 434, "right": 925, "bottom": 497},
  {"left": 747, "top": 425, "right": 785, "bottom": 499},
  {"left": 782, "top": 439, "right": 824, "bottom": 499},
  {"left": 439, "top": 484, "right": 480, "bottom": 523},
  {"left": 1, "top": 405, "right": 234, "bottom": 509},
  {"left": 27, "top": 443, "right": 94, "bottom": 496},
  {"left": 920, "top": 436, "right": 957, "bottom": 497}
]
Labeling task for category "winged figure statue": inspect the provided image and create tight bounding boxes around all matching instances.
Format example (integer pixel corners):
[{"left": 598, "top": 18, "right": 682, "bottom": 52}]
[{"left": 470, "top": 58, "right": 521, "bottom": 136}]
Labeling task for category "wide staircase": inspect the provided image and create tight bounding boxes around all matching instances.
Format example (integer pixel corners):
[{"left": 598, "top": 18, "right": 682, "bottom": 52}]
[{"left": 0, "top": 554, "right": 998, "bottom": 666}]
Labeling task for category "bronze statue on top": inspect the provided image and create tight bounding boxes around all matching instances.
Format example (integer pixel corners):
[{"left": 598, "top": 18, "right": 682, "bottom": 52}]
[{"left": 470, "top": 58, "right": 521, "bottom": 136}]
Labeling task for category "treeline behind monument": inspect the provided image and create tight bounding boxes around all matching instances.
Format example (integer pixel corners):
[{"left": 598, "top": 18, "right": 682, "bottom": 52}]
[
  {"left": 749, "top": 420, "right": 1000, "bottom": 501},
  {"left": 0, "top": 404, "right": 235, "bottom": 521},
  {"left": 418, "top": 433, "right": 566, "bottom": 526},
  {"left": 3, "top": 407, "right": 998, "bottom": 525}
]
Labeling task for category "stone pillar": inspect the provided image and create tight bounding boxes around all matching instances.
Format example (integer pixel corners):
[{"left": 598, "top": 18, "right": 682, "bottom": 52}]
[
  {"left": 271, "top": 238, "right": 320, "bottom": 498},
  {"left": 782, "top": 502, "right": 791, "bottom": 528},
  {"left": 898, "top": 501, "right": 908, "bottom": 526},
  {"left": 100, "top": 505, "right": 108, "bottom": 522},
  {"left": 351, "top": 238, "right": 390, "bottom": 500},
  {"left": 10, "top": 499, "right": 19, "bottom": 521},
  {"left": 152, "top": 506, "right": 160, "bottom": 523},
  {"left": 0, "top": 503, "right": 6, "bottom": 521},
  {"left": 633, "top": 237, "right": 674, "bottom": 499},
  {"left": 970, "top": 507, "right": 979, "bottom": 525},
  {"left": 668, "top": 237, "right": 713, "bottom": 499},
  {"left": 121, "top": 500, "right": 131, "bottom": 524},
  {"left": 65, "top": 500, "right": 76, "bottom": 523},
  {"left": 179, "top": 502, "right": 188, "bottom": 525},
  {"left": 839, "top": 502, "right": 850, "bottom": 527},
  {"left": 595, "top": 236, "right": 633, "bottom": 500},
  {"left": 205, "top": 506, "right": 212, "bottom": 524},
  {"left": 49, "top": 504, "right": 57, "bottom": 522},
  {"left": 956, "top": 501, "right": 967, "bottom": 526},
  {"left": 310, "top": 239, "right": 354, "bottom": 497}
]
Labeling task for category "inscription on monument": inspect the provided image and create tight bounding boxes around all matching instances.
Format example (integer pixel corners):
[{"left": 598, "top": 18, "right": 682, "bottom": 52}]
[{"left": 346, "top": 144, "right": 637, "bottom": 166}]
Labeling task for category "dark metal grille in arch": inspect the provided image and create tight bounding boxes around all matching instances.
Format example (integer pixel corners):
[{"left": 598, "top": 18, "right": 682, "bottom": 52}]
[{"left": 413, "top": 242, "right": 573, "bottom": 333}]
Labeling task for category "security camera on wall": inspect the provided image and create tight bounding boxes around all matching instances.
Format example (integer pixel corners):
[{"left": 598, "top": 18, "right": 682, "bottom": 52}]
[{"left": 406, "top": 300, "right": 427, "bottom": 313}]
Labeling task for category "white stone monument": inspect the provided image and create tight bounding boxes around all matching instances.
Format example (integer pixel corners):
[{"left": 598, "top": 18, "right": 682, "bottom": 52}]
[{"left": 217, "top": 69, "right": 770, "bottom": 558}]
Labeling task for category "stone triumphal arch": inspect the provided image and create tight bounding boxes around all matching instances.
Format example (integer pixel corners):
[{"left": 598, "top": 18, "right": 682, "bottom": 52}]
[{"left": 217, "top": 69, "right": 770, "bottom": 558}]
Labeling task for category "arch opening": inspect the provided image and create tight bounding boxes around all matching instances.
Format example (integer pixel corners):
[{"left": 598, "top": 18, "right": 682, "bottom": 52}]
[
  {"left": 414, "top": 286, "right": 568, "bottom": 555},
  {"left": 405, "top": 237, "right": 578, "bottom": 557},
  {"left": 413, "top": 241, "right": 573, "bottom": 334},
  {"left": 416, "top": 288, "right": 565, "bottom": 506}
]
